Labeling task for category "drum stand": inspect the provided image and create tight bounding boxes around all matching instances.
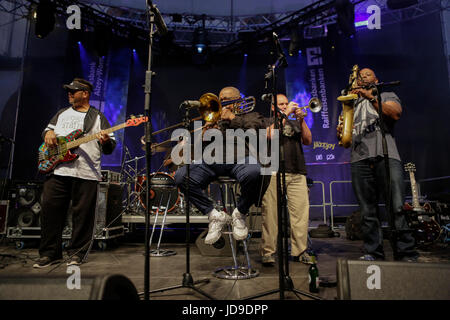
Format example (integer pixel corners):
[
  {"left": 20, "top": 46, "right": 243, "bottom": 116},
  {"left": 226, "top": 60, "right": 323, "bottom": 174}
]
[
  {"left": 122, "top": 155, "right": 146, "bottom": 215},
  {"left": 149, "top": 192, "right": 176, "bottom": 257}
]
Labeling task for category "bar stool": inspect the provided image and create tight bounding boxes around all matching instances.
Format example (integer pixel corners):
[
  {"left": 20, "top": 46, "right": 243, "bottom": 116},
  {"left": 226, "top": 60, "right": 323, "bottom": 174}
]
[{"left": 211, "top": 176, "right": 259, "bottom": 280}]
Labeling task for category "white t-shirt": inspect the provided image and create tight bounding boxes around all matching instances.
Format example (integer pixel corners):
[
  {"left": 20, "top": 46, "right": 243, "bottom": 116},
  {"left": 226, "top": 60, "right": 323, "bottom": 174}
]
[{"left": 52, "top": 107, "right": 103, "bottom": 181}]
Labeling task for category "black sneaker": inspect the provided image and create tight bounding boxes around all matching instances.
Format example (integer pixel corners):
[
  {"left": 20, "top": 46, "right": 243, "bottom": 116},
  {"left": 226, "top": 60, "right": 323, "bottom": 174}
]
[
  {"left": 67, "top": 255, "right": 83, "bottom": 266},
  {"left": 33, "top": 256, "right": 62, "bottom": 268}
]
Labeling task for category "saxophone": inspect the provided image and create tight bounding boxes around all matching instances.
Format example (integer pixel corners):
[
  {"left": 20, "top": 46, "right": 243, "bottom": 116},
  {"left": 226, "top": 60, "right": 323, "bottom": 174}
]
[{"left": 337, "top": 65, "right": 360, "bottom": 148}]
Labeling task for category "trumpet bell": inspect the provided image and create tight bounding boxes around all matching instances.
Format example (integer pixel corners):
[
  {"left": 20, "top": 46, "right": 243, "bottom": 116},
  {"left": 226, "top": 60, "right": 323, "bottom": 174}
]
[{"left": 308, "top": 97, "right": 322, "bottom": 113}]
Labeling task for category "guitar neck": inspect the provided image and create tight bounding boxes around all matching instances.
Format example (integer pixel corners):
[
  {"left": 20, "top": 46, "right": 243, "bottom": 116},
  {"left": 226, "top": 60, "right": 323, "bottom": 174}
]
[
  {"left": 409, "top": 171, "right": 421, "bottom": 209},
  {"left": 66, "top": 122, "right": 126, "bottom": 149}
]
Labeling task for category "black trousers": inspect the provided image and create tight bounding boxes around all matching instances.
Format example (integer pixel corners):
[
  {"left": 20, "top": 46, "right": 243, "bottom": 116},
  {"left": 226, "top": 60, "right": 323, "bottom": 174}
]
[{"left": 39, "top": 175, "right": 98, "bottom": 260}]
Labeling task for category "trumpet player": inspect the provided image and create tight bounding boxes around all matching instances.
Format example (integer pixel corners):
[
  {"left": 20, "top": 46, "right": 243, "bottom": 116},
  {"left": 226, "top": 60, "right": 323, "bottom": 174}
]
[
  {"left": 261, "top": 94, "right": 313, "bottom": 266},
  {"left": 337, "top": 68, "right": 418, "bottom": 262},
  {"left": 174, "top": 86, "right": 267, "bottom": 244}
]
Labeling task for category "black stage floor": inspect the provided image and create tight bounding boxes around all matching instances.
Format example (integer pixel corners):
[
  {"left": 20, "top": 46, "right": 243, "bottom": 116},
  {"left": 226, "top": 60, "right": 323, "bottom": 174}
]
[{"left": 1, "top": 223, "right": 449, "bottom": 301}]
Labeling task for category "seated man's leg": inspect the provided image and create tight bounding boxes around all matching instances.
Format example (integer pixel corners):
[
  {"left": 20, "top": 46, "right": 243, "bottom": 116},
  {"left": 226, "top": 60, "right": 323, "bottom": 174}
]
[
  {"left": 229, "top": 159, "right": 263, "bottom": 240},
  {"left": 174, "top": 164, "right": 230, "bottom": 244},
  {"left": 174, "top": 164, "right": 215, "bottom": 215}
]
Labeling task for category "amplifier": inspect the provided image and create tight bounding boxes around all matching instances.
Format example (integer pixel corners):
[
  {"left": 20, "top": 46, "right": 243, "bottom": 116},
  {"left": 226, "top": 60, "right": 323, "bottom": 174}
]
[
  {"left": 101, "top": 170, "right": 121, "bottom": 184},
  {"left": 336, "top": 258, "right": 450, "bottom": 300}
]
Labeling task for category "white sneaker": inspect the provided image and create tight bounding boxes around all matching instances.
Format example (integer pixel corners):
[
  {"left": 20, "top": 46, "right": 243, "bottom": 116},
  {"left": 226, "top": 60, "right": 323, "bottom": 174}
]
[
  {"left": 205, "top": 209, "right": 230, "bottom": 244},
  {"left": 231, "top": 208, "right": 248, "bottom": 240}
]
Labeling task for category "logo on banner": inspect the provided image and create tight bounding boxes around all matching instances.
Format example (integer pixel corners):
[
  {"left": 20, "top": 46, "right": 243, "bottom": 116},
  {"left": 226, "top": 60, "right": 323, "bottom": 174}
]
[{"left": 306, "top": 47, "right": 323, "bottom": 66}]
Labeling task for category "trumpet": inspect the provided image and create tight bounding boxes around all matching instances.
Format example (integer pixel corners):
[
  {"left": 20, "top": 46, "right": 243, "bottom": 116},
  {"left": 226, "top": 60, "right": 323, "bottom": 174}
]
[{"left": 291, "top": 97, "right": 322, "bottom": 114}]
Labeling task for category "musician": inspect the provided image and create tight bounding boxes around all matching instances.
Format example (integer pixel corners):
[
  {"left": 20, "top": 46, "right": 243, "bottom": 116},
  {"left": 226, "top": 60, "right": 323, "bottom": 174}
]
[
  {"left": 174, "top": 86, "right": 267, "bottom": 244},
  {"left": 338, "top": 68, "right": 418, "bottom": 262},
  {"left": 260, "top": 94, "right": 313, "bottom": 266},
  {"left": 33, "top": 78, "right": 116, "bottom": 268}
]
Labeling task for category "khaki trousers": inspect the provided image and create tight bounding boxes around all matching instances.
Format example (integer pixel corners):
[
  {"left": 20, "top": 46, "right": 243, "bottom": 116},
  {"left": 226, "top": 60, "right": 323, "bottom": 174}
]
[{"left": 261, "top": 173, "right": 309, "bottom": 257}]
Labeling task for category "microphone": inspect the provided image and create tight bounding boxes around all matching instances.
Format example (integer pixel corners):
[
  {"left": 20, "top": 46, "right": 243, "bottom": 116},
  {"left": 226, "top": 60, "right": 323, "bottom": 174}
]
[
  {"left": 148, "top": 1, "right": 168, "bottom": 35},
  {"left": 261, "top": 93, "right": 273, "bottom": 102},
  {"left": 180, "top": 100, "right": 201, "bottom": 109}
]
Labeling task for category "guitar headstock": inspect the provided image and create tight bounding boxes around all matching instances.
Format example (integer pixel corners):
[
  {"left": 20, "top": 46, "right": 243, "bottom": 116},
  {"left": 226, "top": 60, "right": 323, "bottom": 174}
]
[
  {"left": 126, "top": 115, "right": 148, "bottom": 127},
  {"left": 404, "top": 162, "right": 416, "bottom": 173}
]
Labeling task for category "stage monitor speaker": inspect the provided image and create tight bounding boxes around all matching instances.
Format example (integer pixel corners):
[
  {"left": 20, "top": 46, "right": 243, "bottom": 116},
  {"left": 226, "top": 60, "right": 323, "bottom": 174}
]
[
  {"left": 195, "top": 230, "right": 233, "bottom": 256},
  {"left": 8, "top": 182, "right": 43, "bottom": 228},
  {"left": 0, "top": 274, "right": 139, "bottom": 300},
  {"left": 336, "top": 258, "right": 450, "bottom": 300}
]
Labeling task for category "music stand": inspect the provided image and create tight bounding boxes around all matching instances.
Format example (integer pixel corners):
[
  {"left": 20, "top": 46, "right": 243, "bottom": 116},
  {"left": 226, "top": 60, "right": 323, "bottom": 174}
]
[
  {"left": 147, "top": 105, "right": 214, "bottom": 299},
  {"left": 243, "top": 33, "right": 321, "bottom": 300}
]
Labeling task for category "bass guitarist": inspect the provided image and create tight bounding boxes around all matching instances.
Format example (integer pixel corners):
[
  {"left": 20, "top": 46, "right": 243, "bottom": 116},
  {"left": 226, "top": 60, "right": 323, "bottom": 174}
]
[{"left": 33, "top": 78, "right": 116, "bottom": 268}]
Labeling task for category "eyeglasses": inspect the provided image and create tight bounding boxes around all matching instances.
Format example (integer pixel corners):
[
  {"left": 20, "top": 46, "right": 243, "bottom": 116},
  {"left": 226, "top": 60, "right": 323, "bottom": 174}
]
[{"left": 67, "top": 89, "right": 84, "bottom": 95}]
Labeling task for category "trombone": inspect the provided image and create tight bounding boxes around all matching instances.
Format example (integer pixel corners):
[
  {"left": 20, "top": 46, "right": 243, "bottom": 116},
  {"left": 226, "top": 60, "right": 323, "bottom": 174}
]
[{"left": 151, "top": 93, "right": 256, "bottom": 135}]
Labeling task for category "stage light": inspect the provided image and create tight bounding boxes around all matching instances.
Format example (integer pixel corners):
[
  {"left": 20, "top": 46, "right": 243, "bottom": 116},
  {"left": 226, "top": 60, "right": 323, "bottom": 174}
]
[
  {"left": 335, "top": 0, "right": 356, "bottom": 37},
  {"left": 133, "top": 48, "right": 136, "bottom": 53},
  {"left": 288, "top": 24, "right": 303, "bottom": 57},
  {"left": 244, "top": 53, "right": 248, "bottom": 57},
  {"left": 78, "top": 41, "right": 81, "bottom": 45},
  {"left": 34, "top": 0, "right": 56, "bottom": 39},
  {"left": 193, "top": 27, "right": 208, "bottom": 55},
  {"left": 94, "top": 24, "right": 111, "bottom": 57}
]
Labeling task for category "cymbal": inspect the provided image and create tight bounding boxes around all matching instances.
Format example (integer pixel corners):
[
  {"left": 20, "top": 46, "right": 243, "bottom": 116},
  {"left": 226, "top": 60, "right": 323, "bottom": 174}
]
[{"left": 141, "top": 144, "right": 169, "bottom": 153}]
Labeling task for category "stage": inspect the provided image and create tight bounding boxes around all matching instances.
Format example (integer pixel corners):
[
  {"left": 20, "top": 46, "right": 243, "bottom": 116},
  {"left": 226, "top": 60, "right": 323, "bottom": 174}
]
[{"left": 1, "top": 221, "right": 449, "bottom": 300}]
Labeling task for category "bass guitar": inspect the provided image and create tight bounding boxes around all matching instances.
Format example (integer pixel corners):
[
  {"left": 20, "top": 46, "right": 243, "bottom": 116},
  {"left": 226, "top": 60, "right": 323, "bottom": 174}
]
[{"left": 38, "top": 115, "right": 147, "bottom": 173}]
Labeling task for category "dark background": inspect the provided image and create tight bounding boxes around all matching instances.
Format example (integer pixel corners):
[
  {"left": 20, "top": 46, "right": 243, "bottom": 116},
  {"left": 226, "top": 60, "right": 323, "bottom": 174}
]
[{"left": 1, "top": 12, "right": 449, "bottom": 213}]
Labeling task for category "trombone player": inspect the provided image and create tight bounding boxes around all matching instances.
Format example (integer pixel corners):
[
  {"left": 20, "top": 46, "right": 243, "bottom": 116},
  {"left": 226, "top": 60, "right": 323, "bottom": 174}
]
[
  {"left": 261, "top": 94, "right": 314, "bottom": 266},
  {"left": 174, "top": 86, "right": 267, "bottom": 244}
]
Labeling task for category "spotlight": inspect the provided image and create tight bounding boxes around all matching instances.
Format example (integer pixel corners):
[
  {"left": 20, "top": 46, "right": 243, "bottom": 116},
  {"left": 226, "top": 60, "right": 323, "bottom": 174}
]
[
  {"left": 288, "top": 24, "right": 303, "bottom": 57},
  {"left": 193, "top": 27, "right": 208, "bottom": 56},
  {"left": 335, "top": 0, "right": 356, "bottom": 37},
  {"left": 34, "top": 0, "right": 56, "bottom": 39},
  {"left": 244, "top": 53, "right": 248, "bottom": 57},
  {"left": 133, "top": 48, "right": 136, "bottom": 53},
  {"left": 78, "top": 41, "right": 81, "bottom": 45}
]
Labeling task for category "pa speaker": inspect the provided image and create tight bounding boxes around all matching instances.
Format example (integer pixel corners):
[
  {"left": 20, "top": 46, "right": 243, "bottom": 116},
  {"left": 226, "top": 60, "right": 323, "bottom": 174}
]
[
  {"left": 0, "top": 274, "right": 139, "bottom": 300},
  {"left": 336, "top": 258, "right": 450, "bottom": 300},
  {"left": 195, "top": 230, "right": 234, "bottom": 256}
]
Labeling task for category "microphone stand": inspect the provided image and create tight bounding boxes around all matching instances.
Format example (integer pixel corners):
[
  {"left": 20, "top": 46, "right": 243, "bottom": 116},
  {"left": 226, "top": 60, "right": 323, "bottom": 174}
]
[
  {"left": 244, "top": 35, "right": 321, "bottom": 300},
  {"left": 148, "top": 105, "right": 214, "bottom": 299},
  {"left": 370, "top": 82, "right": 399, "bottom": 259},
  {"left": 141, "top": 2, "right": 156, "bottom": 301}
]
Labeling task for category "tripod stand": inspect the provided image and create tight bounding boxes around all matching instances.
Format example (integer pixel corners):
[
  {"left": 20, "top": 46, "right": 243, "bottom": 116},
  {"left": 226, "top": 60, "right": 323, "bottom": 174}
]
[
  {"left": 147, "top": 106, "right": 214, "bottom": 299},
  {"left": 245, "top": 33, "right": 321, "bottom": 300}
]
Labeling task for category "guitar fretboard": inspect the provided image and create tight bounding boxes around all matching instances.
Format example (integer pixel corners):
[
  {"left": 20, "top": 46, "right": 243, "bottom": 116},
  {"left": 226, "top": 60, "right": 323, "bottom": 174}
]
[
  {"left": 66, "top": 122, "right": 127, "bottom": 149},
  {"left": 408, "top": 171, "right": 421, "bottom": 209}
]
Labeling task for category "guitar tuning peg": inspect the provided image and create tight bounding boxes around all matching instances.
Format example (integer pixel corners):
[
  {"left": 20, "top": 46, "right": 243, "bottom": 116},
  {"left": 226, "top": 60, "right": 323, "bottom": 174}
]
[{"left": 130, "top": 115, "right": 136, "bottom": 119}]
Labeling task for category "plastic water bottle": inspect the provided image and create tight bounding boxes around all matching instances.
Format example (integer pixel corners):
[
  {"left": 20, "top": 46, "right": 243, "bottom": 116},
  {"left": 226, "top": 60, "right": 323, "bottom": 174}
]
[{"left": 308, "top": 255, "right": 319, "bottom": 293}]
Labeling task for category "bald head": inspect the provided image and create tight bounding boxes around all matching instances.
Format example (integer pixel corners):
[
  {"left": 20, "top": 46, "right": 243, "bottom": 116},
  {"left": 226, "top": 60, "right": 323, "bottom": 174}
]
[
  {"left": 359, "top": 68, "right": 378, "bottom": 85},
  {"left": 219, "top": 87, "right": 241, "bottom": 102}
]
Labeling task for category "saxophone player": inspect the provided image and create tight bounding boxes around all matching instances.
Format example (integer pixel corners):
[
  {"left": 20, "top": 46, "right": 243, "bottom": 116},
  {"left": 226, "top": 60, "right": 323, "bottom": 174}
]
[{"left": 337, "top": 68, "right": 418, "bottom": 262}]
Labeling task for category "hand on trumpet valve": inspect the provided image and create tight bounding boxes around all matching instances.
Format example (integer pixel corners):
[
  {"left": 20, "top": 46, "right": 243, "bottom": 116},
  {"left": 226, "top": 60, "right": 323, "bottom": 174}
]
[
  {"left": 220, "top": 106, "right": 235, "bottom": 121},
  {"left": 293, "top": 107, "right": 307, "bottom": 120}
]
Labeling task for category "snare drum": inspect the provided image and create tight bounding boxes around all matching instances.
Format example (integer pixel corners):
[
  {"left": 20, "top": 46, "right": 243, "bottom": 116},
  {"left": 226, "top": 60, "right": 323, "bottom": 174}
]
[{"left": 137, "top": 172, "right": 180, "bottom": 214}]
